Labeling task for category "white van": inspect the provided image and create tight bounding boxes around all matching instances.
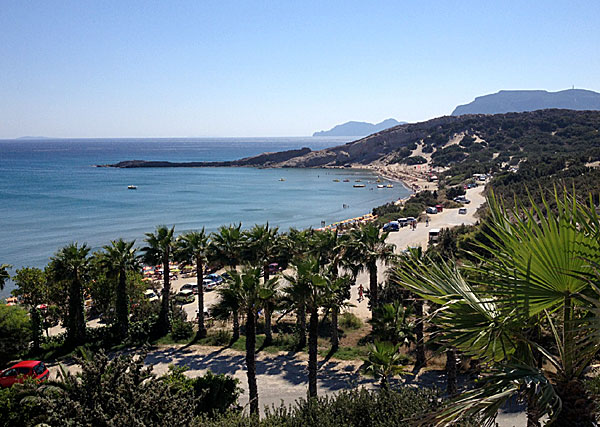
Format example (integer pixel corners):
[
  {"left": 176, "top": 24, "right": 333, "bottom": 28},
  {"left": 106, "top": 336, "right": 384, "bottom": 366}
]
[{"left": 428, "top": 228, "right": 441, "bottom": 244}]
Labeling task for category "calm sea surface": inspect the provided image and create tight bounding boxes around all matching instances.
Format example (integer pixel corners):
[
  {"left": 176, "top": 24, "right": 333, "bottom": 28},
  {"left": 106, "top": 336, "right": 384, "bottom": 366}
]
[{"left": 0, "top": 137, "right": 410, "bottom": 295}]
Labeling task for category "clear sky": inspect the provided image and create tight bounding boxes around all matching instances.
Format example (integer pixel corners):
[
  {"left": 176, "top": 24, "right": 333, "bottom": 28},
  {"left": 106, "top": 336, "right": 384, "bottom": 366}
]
[{"left": 1, "top": 1, "right": 599, "bottom": 138}]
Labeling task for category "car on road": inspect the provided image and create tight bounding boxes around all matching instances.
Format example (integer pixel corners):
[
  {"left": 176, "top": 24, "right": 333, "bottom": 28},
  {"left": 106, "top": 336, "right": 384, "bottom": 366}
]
[
  {"left": 426, "top": 207, "right": 438, "bottom": 214},
  {"left": 458, "top": 208, "right": 467, "bottom": 215},
  {"left": 205, "top": 273, "right": 223, "bottom": 284},
  {"left": 383, "top": 221, "right": 399, "bottom": 232},
  {"left": 203, "top": 278, "right": 218, "bottom": 291},
  {"left": 0, "top": 361, "right": 49, "bottom": 388},
  {"left": 175, "top": 289, "right": 195, "bottom": 304},
  {"left": 181, "top": 283, "right": 198, "bottom": 294}
]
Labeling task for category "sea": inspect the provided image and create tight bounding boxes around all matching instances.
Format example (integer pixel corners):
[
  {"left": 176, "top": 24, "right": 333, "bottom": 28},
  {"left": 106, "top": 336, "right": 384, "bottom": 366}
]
[{"left": 0, "top": 137, "right": 411, "bottom": 296}]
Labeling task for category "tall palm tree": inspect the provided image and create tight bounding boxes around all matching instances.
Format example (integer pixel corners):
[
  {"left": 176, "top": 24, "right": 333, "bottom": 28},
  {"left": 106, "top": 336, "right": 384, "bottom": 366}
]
[
  {"left": 0, "top": 264, "right": 10, "bottom": 291},
  {"left": 210, "top": 223, "right": 245, "bottom": 269},
  {"left": 231, "top": 266, "right": 275, "bottom": 415},
  {"left": 393, "top": 190, "right": 600, "bottom": 425},
  {"left": 390, "top": 246, "right": 429, "bottom": 369},
  {"left": 141, "top": 225, "right": 176, "bottom": 336},
  {"left": 245, "top": 223, "right": 279, "bottom": 344},
  {"left": 322, "top": 272, "right": 353, "bottom": 349},
  {"left": 49, "top": 243, "right": 90, "bottom": 345},
  {"left": 99, "top": 239, "right": 139, "bottom": 338},
  {"left": 284, "top": 257, "right": 329, "bottom": 397},
  {"left": 213, "top": 268, "right": 243, "bottom": 340},
  {"left": 176, "top": 229, "right": 210, "bottom": 338},
  {"left": 347, "top": 223, "right": 395, "bottom": 319}
]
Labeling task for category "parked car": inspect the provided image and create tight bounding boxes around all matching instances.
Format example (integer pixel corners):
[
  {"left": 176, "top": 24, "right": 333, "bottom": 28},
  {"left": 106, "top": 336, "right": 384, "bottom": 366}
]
[
  {"left": 203, "top": 278, "right": 218, "bottom": 291},
  {"left": 205, "top": 273, "right": 223, "bottom": 284},
  {"left": 397, "top": 218, "right": 408, "bottom": 227},
  {"left": 144, "top": 289, "right": 159, "bottom": 302},
  {"left": 459, "top": 208, "right": 467, "bottom": 215},
  {"left": 426, "top": 206, "right": 438, "bottom": 214},
  {"left": 0, "top": 361, "right": 49, "bottom": 388},
  {"left": 382, "top": 221, "right": 399, "bottom": 232},
  {"left": 175, "top": 289, "right": 195, "bottom": 304}
]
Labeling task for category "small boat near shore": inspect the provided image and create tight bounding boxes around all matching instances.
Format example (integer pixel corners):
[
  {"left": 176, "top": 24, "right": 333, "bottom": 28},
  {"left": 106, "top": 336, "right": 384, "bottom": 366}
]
[
  {"left": 333, "top": 179, "right": 340, "bottom": 182},
  {"left": 128, "top": 185, "right": 137, "bottom": 190},
  {"left": 343, "top": 179, "right": 350, "bottom": 182},
  {"left": 279, "top": 178, "right": 286, "bottom": 181},
  {"left": 353, "top": 184, "right": 366, "bottom": 188},
  {"left": 377, "top": 184, "right": 385, "bottom": 188}
]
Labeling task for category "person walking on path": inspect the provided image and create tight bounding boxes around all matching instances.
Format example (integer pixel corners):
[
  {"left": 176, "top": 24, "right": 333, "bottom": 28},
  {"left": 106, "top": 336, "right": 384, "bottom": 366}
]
[{"left": 358, "top": 284, "right": 364, "bottom": 303}]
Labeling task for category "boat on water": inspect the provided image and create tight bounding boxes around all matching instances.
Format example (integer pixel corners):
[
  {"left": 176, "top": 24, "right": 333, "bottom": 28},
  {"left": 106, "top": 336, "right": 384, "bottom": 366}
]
[
  {"left": 353, "top": 184, "right": 366, "bottom": 188},
  {"left": 387, "top": 184, "right": 394, "bottom": 188},
  {"left": 343, "top": 179, "right": 350, "bottom": 182},
  {"left": 376, "top": 178, "right": 382, "bottom": 183},
  {"left": 377, "top": 184, "right": 385, "bottom": 188},
  {"left": 279, "top": 178, "right": 286, "bottom": 181},
  {"left": 333, "top": 179, "right": 340, "bottom": 182},
  {"left": 355, "top": 179, "right": 362, "bottom": 182},
  {"left": 128, "top": 185, "right": 137, "bottom": 190}
]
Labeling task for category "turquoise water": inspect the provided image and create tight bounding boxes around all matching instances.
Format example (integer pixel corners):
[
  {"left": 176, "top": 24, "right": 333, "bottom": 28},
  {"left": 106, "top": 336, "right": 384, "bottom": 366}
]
[{"left": 0, "top": 137, "right": 410, "bottom": 294}]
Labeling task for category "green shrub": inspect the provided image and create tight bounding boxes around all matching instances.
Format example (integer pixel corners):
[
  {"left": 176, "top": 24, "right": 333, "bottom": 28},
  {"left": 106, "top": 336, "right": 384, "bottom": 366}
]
[
  {"left": 339, "top": 312, "right": 362, "bottom": 330},
  {"left": 273, "top": 333, "right": 300, "bottom": 351},
  {"left": 171, "top": 319, "right": 194, "bottom": 341},
  {"left": 0, "top": 304, "right": 32, "bottom": 365},
  {"left": 197, "top": 387, "right": 480, "bottom": 426}
]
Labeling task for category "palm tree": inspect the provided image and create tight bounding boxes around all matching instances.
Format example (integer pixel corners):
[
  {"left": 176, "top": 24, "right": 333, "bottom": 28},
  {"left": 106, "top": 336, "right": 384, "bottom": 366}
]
[
  {"left": 361, "top": 341, "right": 409, "bottom": 389},
  {"left": 213, "top": 269, "right": 243, "bottom": 340},
  {"left": 231, "top": 266, "right": 276, "bottom": 415},
  {"left": 347, "top": 223, "right": 395, "bottom": 319},
  {"left": 141, "top": 225, "right": 176, "bottom": 336},
  {"left": 99, "top": 239, "right": 139, "bottom": 338},
  {"left": 322, "top": 272, "right": 353, "bottom": 349},
  {"left": 245, "top": 223, "right": 279, "bottom": 344},
  {"left": 0, "top": 264, "right": 10, "bottom": 291},
  {"left": 210, "top": 223, "right": 245, "bottom": 269},
  {"left": 49, "top": 243, "right": 90, "bottom": 345},
  {"left": 284, "top": 257, "right": 329, "bottom": 398},
  {"left": 393, "top": 190, "right": 600, "bottom": 425},
  {"left": 390, "top": 246, "right": 429, "bottom": 369},
  {"left": 176, "top": 229, "right": 210, "bottom": 338},
  {"left": 370, "top": 301, "right": 415, "bottom": 348},
  {"left": 13, "top": 267, "right": 47, "bottom": 351}
]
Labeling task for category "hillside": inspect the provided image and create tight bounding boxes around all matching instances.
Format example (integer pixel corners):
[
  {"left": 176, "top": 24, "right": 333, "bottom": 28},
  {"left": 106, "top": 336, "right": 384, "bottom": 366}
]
[
  {"left": 452, "top": 89, "right": 600, "bottom": 116},
  {"left": 313, "top": 118, "right": 404, "bottom": 137},
  {"left": 106, "top": 110, "right": 600, "bottom": 178}
]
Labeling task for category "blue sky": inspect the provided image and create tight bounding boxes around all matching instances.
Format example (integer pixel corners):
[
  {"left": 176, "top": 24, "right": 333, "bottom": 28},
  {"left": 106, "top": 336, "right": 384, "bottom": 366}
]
[{"left": 1, "top": 1, "right": 599, "bottom": 138}]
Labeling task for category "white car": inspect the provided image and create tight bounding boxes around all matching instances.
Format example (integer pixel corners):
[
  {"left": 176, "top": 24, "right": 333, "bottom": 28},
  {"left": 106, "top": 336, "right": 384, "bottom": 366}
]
[{"left": 144, "top": 289, "right": 159, "bottom": 302}]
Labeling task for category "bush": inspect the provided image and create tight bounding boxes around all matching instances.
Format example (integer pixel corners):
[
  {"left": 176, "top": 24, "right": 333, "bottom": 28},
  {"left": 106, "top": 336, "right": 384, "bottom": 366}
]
[
  {"left": 0, "top": 304, "right": 32, "bottom": 365},
  {"left": 273, "top": 333, "right": 301, "bottom": 351},
  {"left": 163, "top": 365, "right": 241, "bottom": 417},
  {"left": 171, "top": 319, "right": 194, "bottom": 341},
  {"left": 197, "top": 387, "right": 480, "bottom": 426},
  {"left": 339, "top": 312, "right": 362, "bottom": 330},
  {"left": 402, "top": 156, "right": 427, "bottom": 165},
  {"left": 446, "top": 186, "right": 466, "bottom": 200}
]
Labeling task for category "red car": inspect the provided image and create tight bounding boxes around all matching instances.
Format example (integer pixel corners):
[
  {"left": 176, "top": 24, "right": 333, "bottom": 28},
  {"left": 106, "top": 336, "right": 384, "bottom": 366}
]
[{"left": 0, "top": 361, "right": 49, "bottom": 388}]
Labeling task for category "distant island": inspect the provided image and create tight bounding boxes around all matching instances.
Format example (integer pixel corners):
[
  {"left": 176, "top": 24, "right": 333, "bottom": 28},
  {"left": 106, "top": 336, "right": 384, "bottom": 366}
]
[
  {"left": 16, "top": 136, "right": 51, "bottom": 140},
  {"left": 452, "top": 88, "right": 600, "bottom": 115},
  {"left": 313, "top": 118, "right": 405, "bottom": 137}
]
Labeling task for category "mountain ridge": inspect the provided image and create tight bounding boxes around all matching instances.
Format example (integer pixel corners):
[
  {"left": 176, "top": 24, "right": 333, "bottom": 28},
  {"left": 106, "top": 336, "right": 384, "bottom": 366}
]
[
  {"left": 452, "top": 89, "right": 600, "bottom": 116},
  {"left": 313, "top": 118, "right": 405, "bottom": 137}
]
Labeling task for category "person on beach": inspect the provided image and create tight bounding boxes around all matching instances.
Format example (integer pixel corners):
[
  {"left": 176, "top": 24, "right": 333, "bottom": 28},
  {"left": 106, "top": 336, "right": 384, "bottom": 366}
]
[{"left": 358, "top": 284, "right": 364, "bottom": 302}]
